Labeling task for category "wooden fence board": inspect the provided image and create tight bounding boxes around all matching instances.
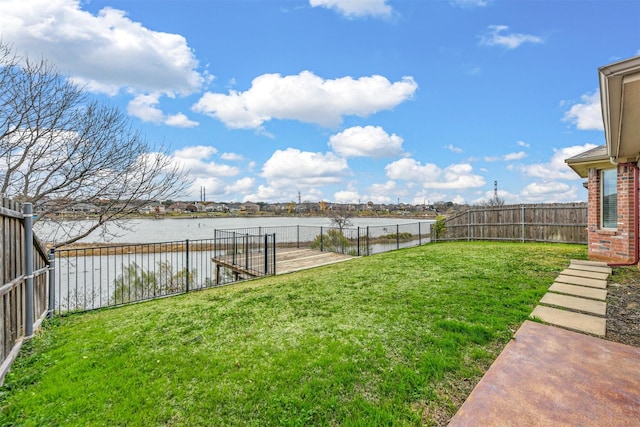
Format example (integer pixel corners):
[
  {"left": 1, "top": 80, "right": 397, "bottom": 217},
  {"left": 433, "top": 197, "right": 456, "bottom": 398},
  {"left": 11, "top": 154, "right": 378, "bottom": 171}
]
[
  {"left": 0, "top": 199, "right": 49, "bottom": 383},
  {"left": 439, "top": 203, "right": 588, "bottom": 244}
]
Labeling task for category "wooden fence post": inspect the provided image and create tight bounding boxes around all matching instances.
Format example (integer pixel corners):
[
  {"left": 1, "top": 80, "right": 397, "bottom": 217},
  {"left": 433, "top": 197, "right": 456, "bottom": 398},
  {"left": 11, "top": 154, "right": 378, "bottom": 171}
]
[
  {"left": 521, "top": 205, "right": 526, "bottom": 243},
  {"left": 48, "top": 248, "right": 55, "bottom": 318},
  {"left": 23, "top": 203, "right": 34, "bottom": 338}
]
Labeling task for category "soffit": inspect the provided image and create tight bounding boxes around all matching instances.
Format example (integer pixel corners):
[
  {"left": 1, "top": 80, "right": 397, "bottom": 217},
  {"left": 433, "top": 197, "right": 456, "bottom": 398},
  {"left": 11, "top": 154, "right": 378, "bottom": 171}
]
[
  {"left": 618, "top": 78, "right": 640, "bottom": 160},
  {"left": 565, "top": 145, "right": 609, "bottom": 178},
  {"left": 600, "top": 56, "right": 640, "bottom": 162}
]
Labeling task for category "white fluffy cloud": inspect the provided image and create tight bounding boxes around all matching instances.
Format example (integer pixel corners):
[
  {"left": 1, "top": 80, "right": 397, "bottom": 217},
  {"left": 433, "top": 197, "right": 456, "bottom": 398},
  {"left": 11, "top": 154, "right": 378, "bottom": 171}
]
[
  {"left": 385, "top": 158, "right": 486, "bottom": 190},
  {"left": 519, "top": 181, "right": 580, "bottom": 203},
  {"left": 503, "top": 151, "right": 527, "bottom": 161},
  {"left": 328, "top": 126, "right": 404, "bottom": 158},
  {"left": 192, "top": 71, "right": 417, "bottom": 129},
  {"left": 479, "top": 25, "right": 543, "bottom": 49},
  {"left": 128, "top": 93, "right": 198, "bottom": 128},
  {"left": 563, "top": 92, "right": 604, "bottom": 131},
  {"left": 518, "top": 143, "right": 598, "bottom": 180},
  {"left": 367, "top": 180, "right": 398, "bottom": 204},
  {"left": 243, "top": 184, "right": 323, "bottom": 203},
  {"left": 172, "top": 146, "right": 252, "bottom": 199},
  {"left": 261, "top": 148, "right": 350, "bottom": 188},
  {"left": 172, "top": 145, "right": 239, "bottom": 177},
  {"left": 165, "top": 113, "right": 199, "bottom": 128},
  {"left": 220, "top": 152, "right": 245, "bottom": 161},
  {"left": 226, "top": 177, "right": 255, "bottom": 195},
  {"left": 484, "top": 151, "right": 527, "bottom": 162},
  {"left": 309, "top": 0, "right": 394, "bottom": 19},
  {"left": 0, "top": 0, "right": 205, "bottom": 96},
  {"left": 334, "top": 189, "right": 362, "bottom": 204}
]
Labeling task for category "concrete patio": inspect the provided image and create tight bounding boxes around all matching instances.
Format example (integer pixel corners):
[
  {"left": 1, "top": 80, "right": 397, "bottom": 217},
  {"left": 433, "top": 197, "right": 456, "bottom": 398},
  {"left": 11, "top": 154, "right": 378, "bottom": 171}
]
[{"left": 448, "top": 260, "right": 640, "bottom": 426}]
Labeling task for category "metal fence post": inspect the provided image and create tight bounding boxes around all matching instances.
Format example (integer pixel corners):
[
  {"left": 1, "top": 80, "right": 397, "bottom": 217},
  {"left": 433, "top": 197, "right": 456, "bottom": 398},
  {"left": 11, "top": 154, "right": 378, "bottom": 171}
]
[
  {"left": 48, "top": 248, "right": 55, "bottom": 318},
  {"left": 233, "top": 232, "right": 237, "bottom": 265},
  {"left": 245, "top": 234, "right": 249, "bottom": 269},
  {"left": 264, "top": 233, "right": 269, "bottom": 274},
  {"left": 320, "top": 226, "right": 323, "bottom": 252},
  {"left": 418, "top": 222, "right": 422, "bottom": 245},
  {"left": 396, "top": 224, "right": 400, "bottom": 250},
  {"left": 297, "top": 225, "right": 300, "bottom": 249},
  {"left": 23, "top": 203, "right": 34, "bottom": 337},
  {"left": 185, "top": 239, "right": 190, "bottom": 292},
  {"left": 357, "top": 227, "right": 360, "bottom": 256},
  {"left": 366, "top": 226, "right": 370, "bottom": 256},
  {"left": 272, "top": 233, "right": 276, "bottom": 275}
]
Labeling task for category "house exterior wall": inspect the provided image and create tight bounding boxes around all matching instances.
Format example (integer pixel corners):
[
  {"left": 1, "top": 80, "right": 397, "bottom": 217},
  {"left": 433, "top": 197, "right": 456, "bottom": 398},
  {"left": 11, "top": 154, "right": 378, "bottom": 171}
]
[{"left": 587, "top": 164, "right": 637, "bottom": 263}]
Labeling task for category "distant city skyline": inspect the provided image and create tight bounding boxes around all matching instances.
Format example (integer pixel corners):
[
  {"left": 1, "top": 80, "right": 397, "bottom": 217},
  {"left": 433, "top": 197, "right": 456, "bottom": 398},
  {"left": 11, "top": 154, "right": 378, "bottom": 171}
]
[{"left": 1, "top": 0, "right": 638, "bottom": 204}]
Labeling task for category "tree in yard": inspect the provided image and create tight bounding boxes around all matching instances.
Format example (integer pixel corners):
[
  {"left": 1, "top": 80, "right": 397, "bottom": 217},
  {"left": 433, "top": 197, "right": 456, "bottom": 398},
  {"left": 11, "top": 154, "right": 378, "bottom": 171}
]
[
  {"left": 328, "top": 206, "right": 353, "bottom": 233},
  {"left": 0, "top": 43, "right": 189, "bottom": 246}
]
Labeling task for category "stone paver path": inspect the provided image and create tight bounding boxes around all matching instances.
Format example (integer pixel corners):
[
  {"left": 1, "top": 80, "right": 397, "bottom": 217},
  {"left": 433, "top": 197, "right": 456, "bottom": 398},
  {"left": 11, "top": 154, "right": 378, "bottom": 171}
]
[{"left": 530, "top": 259, "right": 609, "bottom": 336}]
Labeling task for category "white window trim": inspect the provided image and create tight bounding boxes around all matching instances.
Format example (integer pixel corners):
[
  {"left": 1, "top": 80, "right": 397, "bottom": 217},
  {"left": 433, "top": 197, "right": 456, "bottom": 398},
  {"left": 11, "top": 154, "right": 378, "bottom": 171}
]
[{"left": 601, "top": 168, "right": 617, "bottom": 230}]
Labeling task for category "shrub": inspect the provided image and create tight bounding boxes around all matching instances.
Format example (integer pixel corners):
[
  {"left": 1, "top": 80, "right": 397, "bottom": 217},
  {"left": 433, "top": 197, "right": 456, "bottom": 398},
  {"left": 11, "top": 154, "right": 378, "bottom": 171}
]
[{"left": 311, "top": 229, "right": 351, "bottom": 254}]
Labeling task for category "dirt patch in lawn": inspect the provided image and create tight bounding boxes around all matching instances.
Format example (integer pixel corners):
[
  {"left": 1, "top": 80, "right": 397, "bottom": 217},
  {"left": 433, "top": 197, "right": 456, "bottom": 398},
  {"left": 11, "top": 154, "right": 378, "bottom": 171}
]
[{"left": 606, "top": 267, "right": 640, "bottom": 348}]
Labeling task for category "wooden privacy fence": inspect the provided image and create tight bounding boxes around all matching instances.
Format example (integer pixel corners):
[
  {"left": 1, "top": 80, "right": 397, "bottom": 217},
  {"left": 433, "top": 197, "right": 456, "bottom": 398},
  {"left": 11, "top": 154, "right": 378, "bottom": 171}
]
[
  {"left": 438, "top": 203, "right": 588, "bottom": 244},
  {"left": 0, "top": 199, "right": 50, "bottom": 385}
]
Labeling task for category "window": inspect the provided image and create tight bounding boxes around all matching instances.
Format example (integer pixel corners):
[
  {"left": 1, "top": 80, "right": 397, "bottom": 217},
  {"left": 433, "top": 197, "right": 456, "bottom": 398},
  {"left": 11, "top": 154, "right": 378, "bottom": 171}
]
[{"left": 601, "top": 168, "right": 617, "bottom": 229}]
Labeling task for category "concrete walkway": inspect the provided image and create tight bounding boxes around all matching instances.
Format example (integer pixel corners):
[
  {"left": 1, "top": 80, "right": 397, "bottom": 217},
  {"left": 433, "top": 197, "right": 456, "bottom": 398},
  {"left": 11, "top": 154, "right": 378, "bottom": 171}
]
[
  {"left": 448, "top": 260, "right": 640, "bottom": 426},
  {"left": 530, "top": 259, "right": 610, "bottom": 336}
]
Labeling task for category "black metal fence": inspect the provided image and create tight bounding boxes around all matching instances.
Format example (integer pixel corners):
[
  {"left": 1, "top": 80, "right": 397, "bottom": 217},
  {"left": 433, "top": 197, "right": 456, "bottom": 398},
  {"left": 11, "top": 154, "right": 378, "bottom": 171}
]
[
  {"left": 51, "top": 222, "right": 432, "bottom": 315},
  {"left": 52, "top": 233, "right": 276, "bottom": 315},
  {"left": 218, "top": 222, "right": 432, "bottom": 255}
]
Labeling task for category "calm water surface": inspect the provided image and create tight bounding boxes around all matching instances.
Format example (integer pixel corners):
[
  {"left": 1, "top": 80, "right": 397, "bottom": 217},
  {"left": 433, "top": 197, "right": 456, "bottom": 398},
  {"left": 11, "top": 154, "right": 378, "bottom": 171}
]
[{"left": 37, "top": 216, "right": 432, "bottom": 244}]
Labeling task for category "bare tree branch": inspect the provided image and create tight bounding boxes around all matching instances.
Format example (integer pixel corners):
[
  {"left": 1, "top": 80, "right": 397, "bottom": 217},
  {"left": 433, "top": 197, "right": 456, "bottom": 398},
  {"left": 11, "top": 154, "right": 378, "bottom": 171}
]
[{"left": 0, "top": 42, "right": 190, "bottom": 246}]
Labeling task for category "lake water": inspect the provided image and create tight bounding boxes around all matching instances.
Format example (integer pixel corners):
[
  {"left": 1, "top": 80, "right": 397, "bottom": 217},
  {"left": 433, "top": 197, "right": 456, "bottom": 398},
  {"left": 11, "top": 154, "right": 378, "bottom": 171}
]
[
  {"left": 48, "top": 216, "right": 434, "bottom": 314},
  {"left": 37, "top": 216, "right": 432, "bottom": 244}
]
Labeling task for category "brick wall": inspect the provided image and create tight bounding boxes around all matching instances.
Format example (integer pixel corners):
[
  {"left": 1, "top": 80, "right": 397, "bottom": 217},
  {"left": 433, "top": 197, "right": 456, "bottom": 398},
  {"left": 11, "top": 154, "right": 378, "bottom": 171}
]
[{"left": 587, "top": 164, "right": 637, "bottom": 263}]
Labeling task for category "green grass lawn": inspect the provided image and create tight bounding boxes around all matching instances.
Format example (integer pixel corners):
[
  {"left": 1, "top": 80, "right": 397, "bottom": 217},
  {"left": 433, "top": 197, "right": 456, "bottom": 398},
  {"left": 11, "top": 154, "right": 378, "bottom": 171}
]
[{"left": 0, "top": 242, "right": 586, "bottom": 426}]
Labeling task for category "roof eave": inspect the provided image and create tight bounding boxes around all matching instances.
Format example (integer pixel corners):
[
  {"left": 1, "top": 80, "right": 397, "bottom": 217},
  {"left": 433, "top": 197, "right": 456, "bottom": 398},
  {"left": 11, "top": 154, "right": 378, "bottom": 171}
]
[
  {"left": 599, "top": 56, "right": 640, "bottom": 161},
  {"left": 565, "top": 157, "right": 611, "bottom": 178}
]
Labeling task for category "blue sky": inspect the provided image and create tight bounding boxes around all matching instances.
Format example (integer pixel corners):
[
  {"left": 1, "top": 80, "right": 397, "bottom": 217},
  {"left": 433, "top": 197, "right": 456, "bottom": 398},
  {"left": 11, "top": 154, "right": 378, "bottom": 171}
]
[{"left": 1, "top": 0, "right": 639, "bottom": 205}]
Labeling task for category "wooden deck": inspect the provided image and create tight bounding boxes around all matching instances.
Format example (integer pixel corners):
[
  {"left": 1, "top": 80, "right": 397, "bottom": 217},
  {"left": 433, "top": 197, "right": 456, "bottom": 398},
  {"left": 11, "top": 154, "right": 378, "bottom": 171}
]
[
  {"left": 272, "top": 248, "right": 355, "bottom": 274},
  {"left": 212, "top": 248, "right": 355, "bottom": 284}
]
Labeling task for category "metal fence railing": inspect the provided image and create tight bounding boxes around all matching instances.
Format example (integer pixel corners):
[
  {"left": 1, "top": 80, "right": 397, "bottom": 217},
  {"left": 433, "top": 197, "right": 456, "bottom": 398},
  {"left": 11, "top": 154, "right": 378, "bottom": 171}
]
[
  {"left": 218, "top": 222, "right": 432, "bottom": 256},
  {"left": 51, "top": 222, "right": 433, "bottom": 315},
  {"left": 52, "top": 233, "right": 276, "bottom": 315}
]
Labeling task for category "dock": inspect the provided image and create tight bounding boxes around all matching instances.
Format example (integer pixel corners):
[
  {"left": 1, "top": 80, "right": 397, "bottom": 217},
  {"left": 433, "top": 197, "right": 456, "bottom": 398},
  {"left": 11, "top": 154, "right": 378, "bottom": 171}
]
[{"left": 212, "top": 248, "right": 354, "bottom": 284}]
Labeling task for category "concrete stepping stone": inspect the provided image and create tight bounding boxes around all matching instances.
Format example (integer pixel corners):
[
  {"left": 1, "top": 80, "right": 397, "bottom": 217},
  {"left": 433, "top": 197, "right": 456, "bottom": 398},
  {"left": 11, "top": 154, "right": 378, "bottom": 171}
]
[
  {"left": 569, "top": 263, "right": 612, "bottom": 274},
  {"left": 548, "top": 282, "right": 607, "bottom": 301},
  {"left": 570, "top": 259, "right": 610, "bottom": 267},
  {"left": 560, "top": 268, "right": 609, "bottom": 281},
  {"left": 530, "top": 305, "right": 606, "bottom": 336},
  {"left": 556, "top": 274, "right": 607, "bottom": 289},
  {"left": 540, "top": 293, "right": 607, "bottom": 316}
]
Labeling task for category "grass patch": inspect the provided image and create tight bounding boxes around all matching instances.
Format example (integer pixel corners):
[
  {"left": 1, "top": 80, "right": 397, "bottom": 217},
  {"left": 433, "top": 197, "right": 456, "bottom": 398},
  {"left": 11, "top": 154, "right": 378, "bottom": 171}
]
[{"left": 0, "top": 242, "right": 585, "bottom": 426}]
